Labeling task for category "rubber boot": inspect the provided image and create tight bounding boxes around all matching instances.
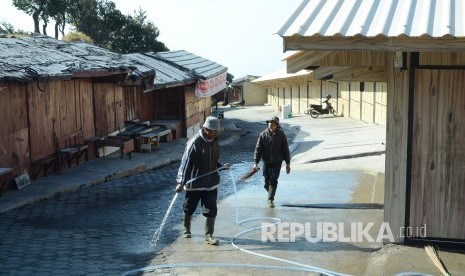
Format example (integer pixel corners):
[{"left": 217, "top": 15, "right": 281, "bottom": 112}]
[
  {"left": 268, "top": 185, "right": 276, "bottom": 208},
  {"left": 204, "top": 217, "right": 219, "bottom": 245},
  {"left": 183, "top": 214, "right": 191, "bottom": 238},
  {"left": 267, "top": 200, "right": 275, "bottom": 208}
]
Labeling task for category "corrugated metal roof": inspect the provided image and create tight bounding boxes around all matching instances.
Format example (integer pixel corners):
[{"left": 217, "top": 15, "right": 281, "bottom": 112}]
[
  {"left": 0, "top": 35, "right": 137, "bottom": 83},
  {"left": 154, "top": 50, "right": 228, "bottom": 80},
  {"left": 278, "top": 0, "right": 465, "bottom": 38},
  {"left": 232, "top": 75, "right": 261, "bottom": 84},
  {"left": 253, "top": 68, "right": 312, "bottom": 83},
  {"left": 125, "top": 53, "right": 194, "bottom": 89}
]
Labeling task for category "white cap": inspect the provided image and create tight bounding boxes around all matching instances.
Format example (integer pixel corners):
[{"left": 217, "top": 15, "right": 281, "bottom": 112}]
[{"left": 202, "top": 116, "right": 221, "bottom": 131}]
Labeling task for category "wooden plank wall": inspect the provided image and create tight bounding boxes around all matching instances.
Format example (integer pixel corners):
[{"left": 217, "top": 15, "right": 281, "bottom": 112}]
[
  {"left": 122, "top": 86, "right": 158, "bottom": 122},
  {"left": 291, "top": 83, "right": 300, "bottom": 114},
  {"left": 283, "top": 84, "right": 291, "bottom": 108},
  {"left": 384, "top": 52, "right": 410, "bottom": 243},
  {"left": 266, "top": 87, "right": 273, "bottom": 106},
  {"left": 308, "top": 80, "right": 321, "bottom": 105},
  {"left": 338, "top": 82, "right": 350, "bottom": 117},
  {"left": 0, "top": 83, "right": 30, "bottom": 174},
  {"left": 78, "top": 80, "right": 95, "bottom": 138},
  {"left": 156, "top": 88, "right": 182, "bottom": 120},
  {"left": 385, "top": 52, "right": 465, "bottom": 243},
  {"left": 361, "top": 83, "right": 375, "bottom": 123},
  {"left": 28, "top": 79, "right": 95, "bottom": 161},
  {"left": 266, "top": 80, "right": 343, "bottom": 114},
  {"left": 337, "top": 81, "right": 387, "bottom": 124},
  {"left": 299, "top": 82, "right": 309, "bottom": 113},
  {"left": 375, "top": 82, "right": 387, "bottom": 125},
  {"left": 410, "top": 69, "right": 465, "bottom": 239},
  {"left": 141, "top": 89, "right": 157, "bottom": 121},
  {"left": 123, "top": 86, "right": 140, "bottom": 121},
  {"left": 349, "top": 82, "right": 361, "bottom": 120},
  {"left": 184, "top": 86, "right": 212, "bottom": 138},
  {"left": 274, "top": 86, "right": 280, "bottom": 108},
  {"left": 93, "top": 83, "right": 124, "bottom": 136},
  {"left": 242, "top": 83, "right": 266, "bottom": 106}
]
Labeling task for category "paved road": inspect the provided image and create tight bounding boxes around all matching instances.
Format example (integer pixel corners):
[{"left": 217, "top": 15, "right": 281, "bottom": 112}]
[{"left": 0, "top": 118, "right": 293, "bottom": 275}]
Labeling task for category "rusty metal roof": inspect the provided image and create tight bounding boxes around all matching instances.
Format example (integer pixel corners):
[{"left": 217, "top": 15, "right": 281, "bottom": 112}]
[
  {"left": 278, "top": 0, "right": 465, "bottom": 38},
  {"left": 0, "top": 35, "right": 137, "bottom": 83}
]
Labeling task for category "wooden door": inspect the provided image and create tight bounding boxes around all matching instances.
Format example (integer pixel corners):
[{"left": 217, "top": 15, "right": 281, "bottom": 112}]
[
  {"left": 93, "top": 83, "right": 124, "bottom": 136},
  {"left": 410, "top": 69, "right": 465, "bottom": 239}
]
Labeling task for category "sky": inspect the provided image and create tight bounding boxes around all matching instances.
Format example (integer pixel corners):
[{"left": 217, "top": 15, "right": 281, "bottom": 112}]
[{"left": 0, "top": 0, "right": 301, "bottom": 79}]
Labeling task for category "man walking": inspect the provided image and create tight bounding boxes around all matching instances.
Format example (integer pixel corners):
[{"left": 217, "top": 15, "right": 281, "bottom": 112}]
[
  {"left": 175, "top": 116, "right": 230, "bottom": 245},
  {"left": 252, "top": 116, "right": 291, "bottom": 208}
]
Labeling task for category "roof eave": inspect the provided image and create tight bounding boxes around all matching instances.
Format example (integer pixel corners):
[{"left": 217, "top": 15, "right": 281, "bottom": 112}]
[{"left": 283, "top": 36, "right": 465, "bottom": 52}]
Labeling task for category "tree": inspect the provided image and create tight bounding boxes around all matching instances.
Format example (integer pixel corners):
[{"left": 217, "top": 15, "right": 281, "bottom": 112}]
[
  {"left": 110, "top": 9, "right": 169, "bottom": 53},
  {"left": 12, "top": 0, "right": 169, "bottom": 53},
  {"left": 13, "top": 0, "right": 48, "bottom": 34},
  {"left": 12, "top": 0, "right": 67, "bottom": 38},
  {"left": 47, "top": 0, "right": 71, "bottom": 38},
  {"left": 0, "top": 21, "right": 15, "bottom": 34},
  {"left": 0, "top": 20, "right": 30, "bottom": 36},
  {"left": 68, "top": 2, "right": 168, "bottom": 53},
  {"left": 68, "top": 0, "right": 125, "bottom": 47}
]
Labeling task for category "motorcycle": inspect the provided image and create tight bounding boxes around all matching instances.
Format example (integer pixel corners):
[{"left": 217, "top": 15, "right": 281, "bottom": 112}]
[{"left": 305, "top": 95, "right": 337, "bottom": 118}]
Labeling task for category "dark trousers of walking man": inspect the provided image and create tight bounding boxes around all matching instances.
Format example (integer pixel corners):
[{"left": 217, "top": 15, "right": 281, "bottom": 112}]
[
  {"left": 253, "top": 116, "right": 291, "bottom": 208},
  {"left": 263, "top": 162, "right": 282, "bottom": 201}
]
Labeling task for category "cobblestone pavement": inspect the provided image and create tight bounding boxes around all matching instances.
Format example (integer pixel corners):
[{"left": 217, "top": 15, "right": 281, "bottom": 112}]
[{"left": 0, "top": 118, "right": 295, "bottom": 275}]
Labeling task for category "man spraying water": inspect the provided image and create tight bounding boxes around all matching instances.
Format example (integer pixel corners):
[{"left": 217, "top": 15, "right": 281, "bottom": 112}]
[{"left": 175, "top": 116, "right": 230, "bottom": 245}]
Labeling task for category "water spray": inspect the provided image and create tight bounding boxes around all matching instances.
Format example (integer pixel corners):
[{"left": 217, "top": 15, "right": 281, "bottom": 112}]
[{"left": 126, "top": 165, "right": 351, "bottom": 276}]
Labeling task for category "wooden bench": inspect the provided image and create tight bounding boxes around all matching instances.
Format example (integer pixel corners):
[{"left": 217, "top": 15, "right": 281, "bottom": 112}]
[
  {"left": 117, "top": 124, "right": 157, "bottom": 152},
  {"left": 0, "top": 167, "right": 15, "bottom": 195},
  {"left": 97, "top": 135, "right": 134, "bottom": 159},
  {"left": 139, "top": 128, "right": 172, "bottom": 152},
  {"left": 31, "top": 155, "right": 57, "bottom": 179},
  {"left": 57, "top": 131, "right": 89, "bottom": 169}
]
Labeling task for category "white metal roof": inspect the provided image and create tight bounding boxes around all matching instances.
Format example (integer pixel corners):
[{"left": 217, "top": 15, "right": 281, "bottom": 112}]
[
  {"left": 253, "top": 68, "right": 312, "bottom": 83},
  {"left": 278, "top": 0, "right": 465, "bottom": 38}
]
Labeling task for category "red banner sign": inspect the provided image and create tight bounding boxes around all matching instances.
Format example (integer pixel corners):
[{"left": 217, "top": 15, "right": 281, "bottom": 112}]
[{"left": 195, "top": 71, "right": 227, "bottom": 97}]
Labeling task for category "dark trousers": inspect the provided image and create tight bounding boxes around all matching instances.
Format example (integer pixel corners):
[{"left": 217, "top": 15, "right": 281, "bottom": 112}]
[
  {"left": 183, "top": 189, "right": 218, "bottom": 217},
  {"left": 263, "top": 162, "right": 282, "bottom": 200}
]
